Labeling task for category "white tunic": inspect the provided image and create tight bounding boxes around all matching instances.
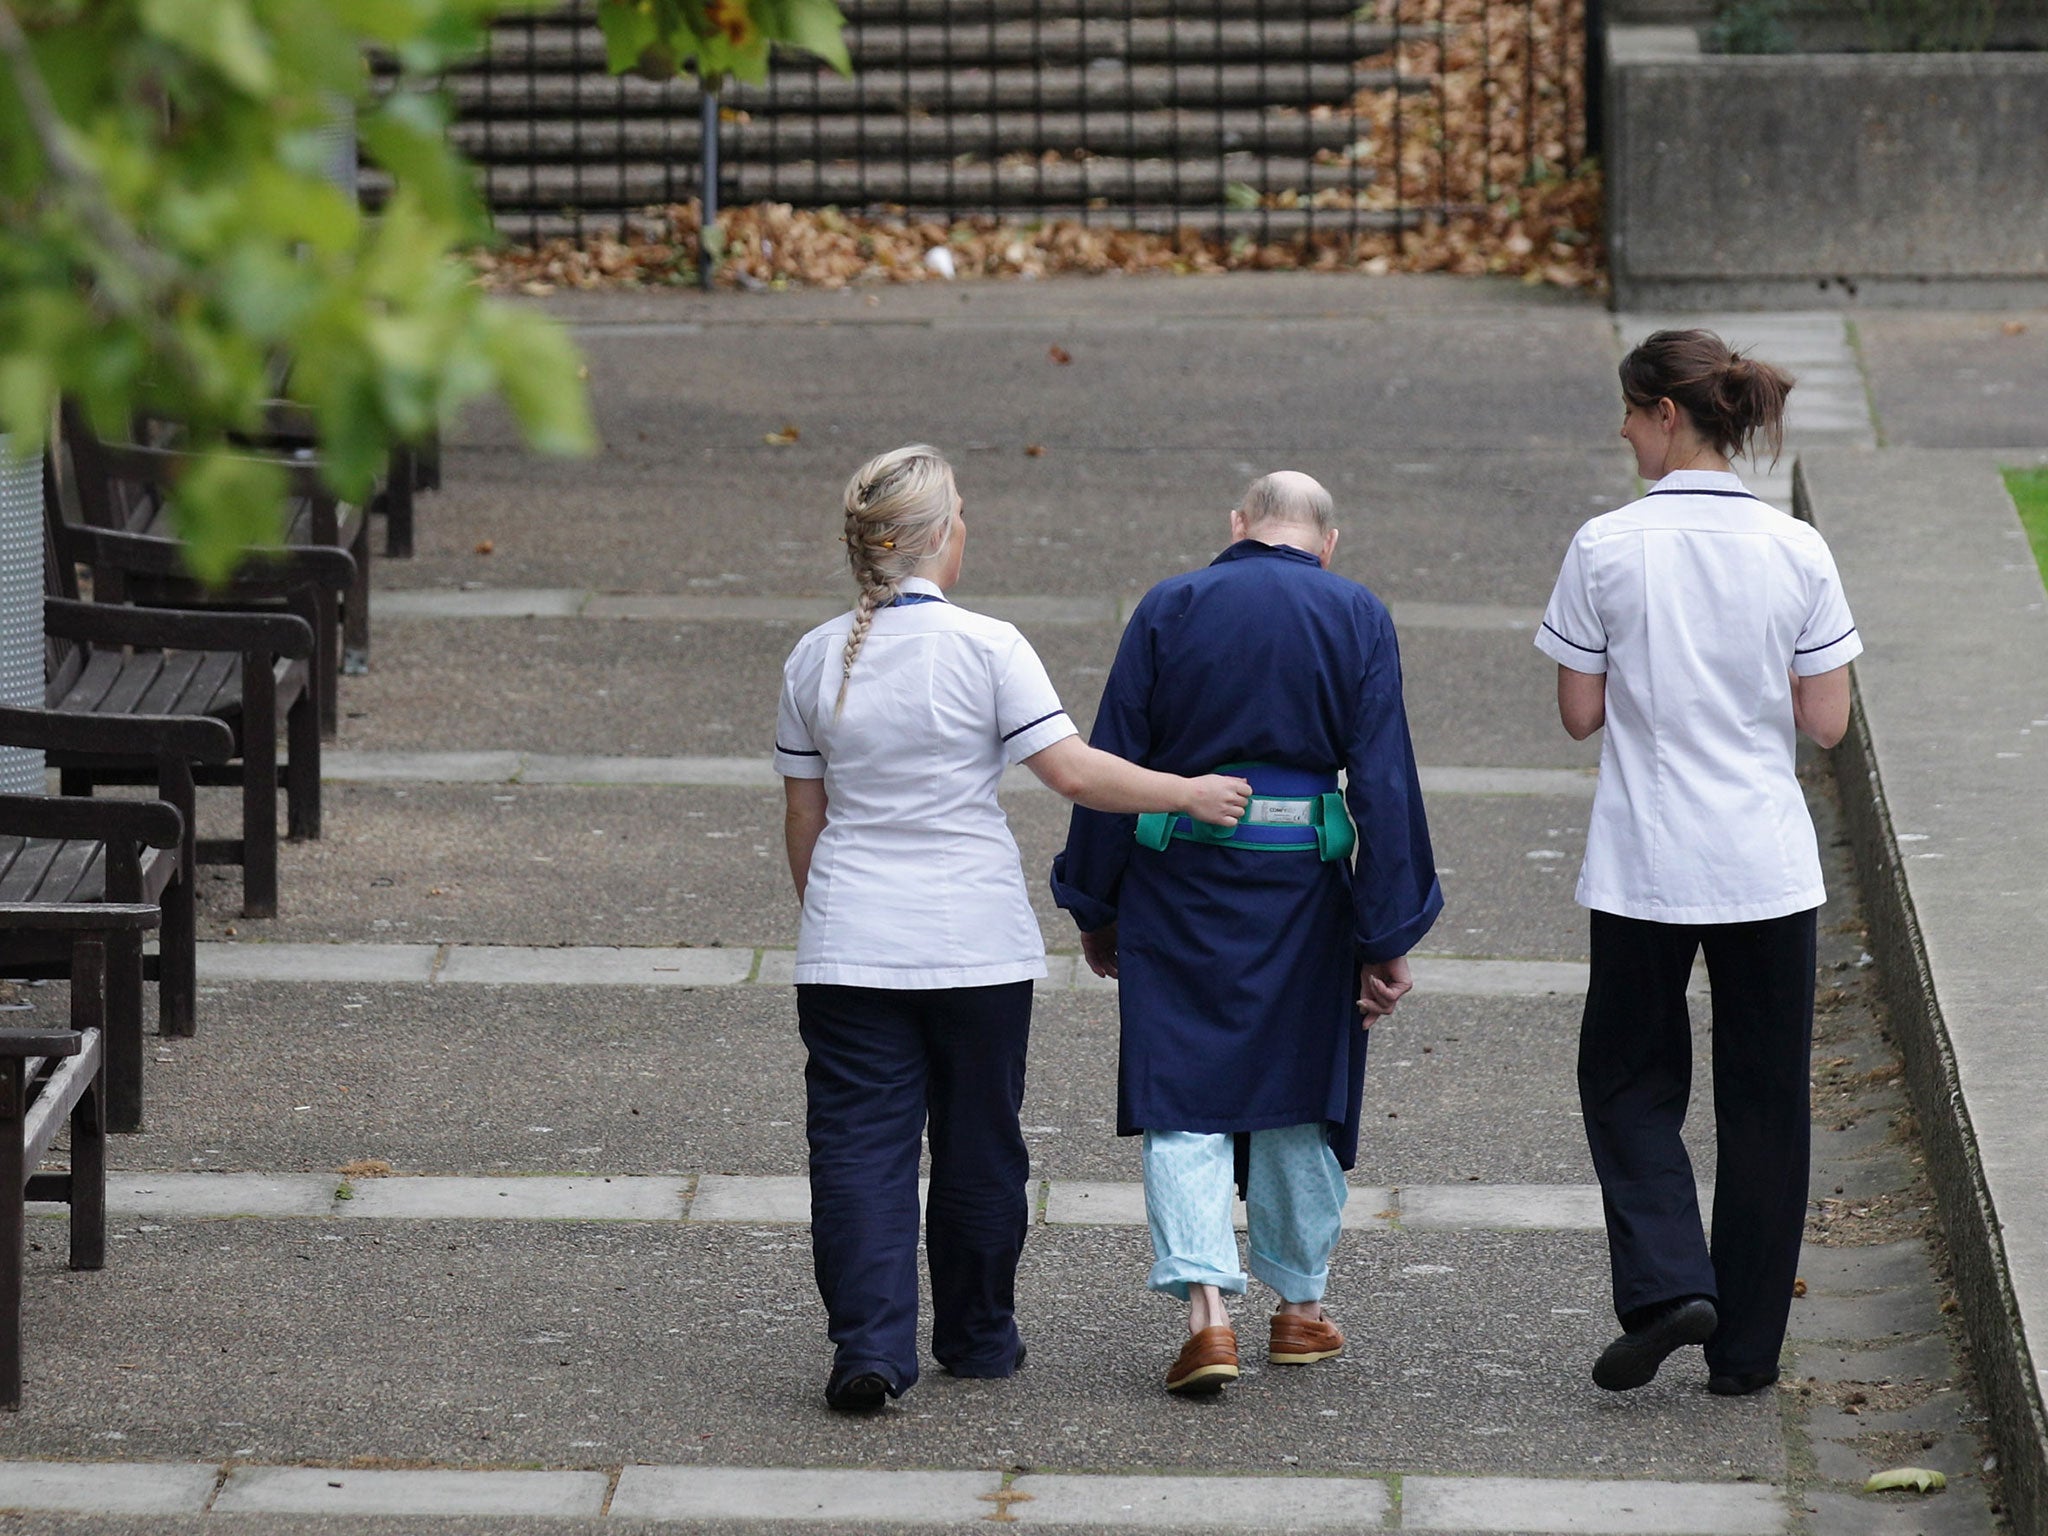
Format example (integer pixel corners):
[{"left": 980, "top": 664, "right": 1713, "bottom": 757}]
[
  {"left": 1534, "top": 470, "right": 1863, "bottom": 925},
  {"left": 773, "top": 577, "right": 1079, "bottom": 988}
]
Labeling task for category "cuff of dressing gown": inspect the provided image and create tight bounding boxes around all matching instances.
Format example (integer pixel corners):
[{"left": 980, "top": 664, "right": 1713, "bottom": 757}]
[
  {"left": 1050, "top": 851, "right": 1119, "bottom": 934},
  {"left": 1534, "top": 622, "right": 1608, "bottom": 674},
  {"left": 1356, "top": 877, "right": 1444, "bottom": 964},
  {"left": 1792, "top": 627, "right": 1863, "bottom": 676},
  {"left": 774, "top": 746, "right": 825, "bottom": 779}
]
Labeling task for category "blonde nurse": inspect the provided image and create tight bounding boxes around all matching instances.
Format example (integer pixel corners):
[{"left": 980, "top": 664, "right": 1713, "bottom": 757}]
[{"left": 776, "top": 445, "right": 1250, "bottom": 1411}]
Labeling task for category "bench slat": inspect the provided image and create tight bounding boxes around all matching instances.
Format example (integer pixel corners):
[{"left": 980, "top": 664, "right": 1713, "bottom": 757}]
[
  {"left": 51, "top": 650, "right": 130, "bottom": 715},
  {"left": 32, "top": 839, "right": 105, "bottom": 906},
  {"left": 89, "top": 649, "right": 169, "bottom": 718},
  {"left": 22, "top": 1031, "right": 99, "bottom": 1172},
  {"left": 0, "top": 839, "right": 66, "bottom": 903}
]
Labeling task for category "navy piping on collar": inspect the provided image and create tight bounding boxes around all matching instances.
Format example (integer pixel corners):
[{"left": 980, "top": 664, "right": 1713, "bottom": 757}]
[
  {"left": 775, "top": 744, "right": 821, "bottom": 757},
  {"left": 1001, "top": 709, "right": 1069, "bottom": 743},
  {"left": 1541, "top": 620, "right": 1607, "bottom": 656},
  {"left": 1646, "top": 488, "right": 1763, "bottom": 501},
  {"left": 1795, "top": 625, "right": 1858, "bottom": 655},
  {"left": 889, "top": 591, "right": 948, "bottom": 607}
]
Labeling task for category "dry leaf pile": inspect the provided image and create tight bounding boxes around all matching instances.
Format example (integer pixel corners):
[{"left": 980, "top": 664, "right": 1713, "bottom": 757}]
[{"left": 473, "top": 0, "right": 1601, "bottom": 293}]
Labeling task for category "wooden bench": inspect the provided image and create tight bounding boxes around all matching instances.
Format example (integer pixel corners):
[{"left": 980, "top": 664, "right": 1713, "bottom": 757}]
[
  {"left": 59, "top": 411, "right": 367, "bottom": 736},
  {"left": 0, "top": 901, "right": 162, "bottom": 1409},
  {"left": 40, "top": 526, "right": 325, "bottom": 919},
  {"left": 0, "top": 729, "right": 225, "bottom": 1102}
]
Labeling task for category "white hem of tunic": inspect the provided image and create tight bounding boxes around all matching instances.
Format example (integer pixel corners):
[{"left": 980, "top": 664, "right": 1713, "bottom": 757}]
[
  {"left": 793, "top": 958, "right": 1050, "bottom": 989},
  {"left": 1577, "top": 886, "right": 1826, "bottom": 926}
]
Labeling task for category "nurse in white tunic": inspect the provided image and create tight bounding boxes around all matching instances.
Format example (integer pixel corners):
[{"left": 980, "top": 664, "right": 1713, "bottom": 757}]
[
  {"left": 1536, "top": 331, "right": 1861, "bottom": 1399},
  {"left": 775, "top": 445, "right": 1250, "bottom": 1412}
]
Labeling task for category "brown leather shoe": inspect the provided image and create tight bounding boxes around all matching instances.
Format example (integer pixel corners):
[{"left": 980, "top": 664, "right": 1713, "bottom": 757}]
[
  {"left": 1166, "top": 1325, "right": 1240, "bottom": 1394},
  {"left": 1269, "top": 1310, "right": 1344, "bottom": 1365}
]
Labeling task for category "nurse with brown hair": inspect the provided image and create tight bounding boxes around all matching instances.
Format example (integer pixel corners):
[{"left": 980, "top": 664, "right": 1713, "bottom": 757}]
[{"left": 1537, "top": 331, "right": 1861, "bottom": 1397}]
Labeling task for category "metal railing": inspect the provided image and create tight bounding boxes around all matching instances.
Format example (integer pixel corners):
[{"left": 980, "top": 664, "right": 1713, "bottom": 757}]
[{"left": 428, "top": 0, "right": 1593, "bottom": 249}]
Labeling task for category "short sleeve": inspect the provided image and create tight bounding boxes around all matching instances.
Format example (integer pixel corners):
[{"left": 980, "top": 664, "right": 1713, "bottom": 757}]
[
  {"left": 1534, "top": 530, "right": 1609, "bottom": 675},
  {"left": 773, "top": 649, "right": 826, "bottom": 779},
  {"left": 995, "top": 633, "right": 1076, "bottom": 764},
  {"left": 1792, "top": 537, "right": 1863, "bottom": 676}
]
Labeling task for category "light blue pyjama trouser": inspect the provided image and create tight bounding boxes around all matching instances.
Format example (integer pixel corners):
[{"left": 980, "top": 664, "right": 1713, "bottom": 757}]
[{"left": 1141, "top": 1123, "right": 1349, "bottom": 1303}]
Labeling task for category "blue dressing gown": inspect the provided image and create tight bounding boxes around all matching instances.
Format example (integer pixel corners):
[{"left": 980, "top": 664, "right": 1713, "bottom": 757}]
[{"left": 1050, "top": 540, "right": 1443, "bottom": 1169}]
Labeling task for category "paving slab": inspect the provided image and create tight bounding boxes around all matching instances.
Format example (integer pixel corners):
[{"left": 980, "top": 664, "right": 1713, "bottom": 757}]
[
  {"left": 0, "top": 1221, "right": 1780, "bottom": 1480},
  {"left": 1006, "top": 1472, "right": 1389, "bottom": 1528},
  {"left": 1850, "top": 310, "right": 2048, "bottom": 449},
  {"left": 212, "top": 1466, "right": 610, "bottom": 1517},
  {"left": 608, "top": 1467, "right": 998, "bottom": 1523},
  {"left": 404, "top": 442, "right": 1628, "bottom": 607},
  {"left": 337, "top": 1176, "right": 688, "bottom": 1221},
  {"left": 331, "top": 609, "right": 1599, "bottom": 774},
  {"left": 1399, "top": 1474, "right": 1785, "bottom": 1533},
  {"left": 0, "top": 1462, "right": 218, "bottom": 1515},
  {"left": 188, "top": 781, "right": 1603, "bottom": 962}
]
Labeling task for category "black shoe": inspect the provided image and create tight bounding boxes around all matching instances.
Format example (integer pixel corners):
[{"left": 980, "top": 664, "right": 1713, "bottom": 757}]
[
  {"left": 1592, "top": 1297, "right": 1718, "bottom": 1392},
  {"left": 1708, "top": 1368, "right": 1779, "bottom": 1397},
  {"left": 824, "top": 1371, "right": 893, "bottom": 1411}
]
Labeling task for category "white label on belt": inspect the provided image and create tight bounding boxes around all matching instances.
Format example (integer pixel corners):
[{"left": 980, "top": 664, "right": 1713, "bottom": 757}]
[{"left": 1245, "top": 799, "right": 1314, "bottom": 827}]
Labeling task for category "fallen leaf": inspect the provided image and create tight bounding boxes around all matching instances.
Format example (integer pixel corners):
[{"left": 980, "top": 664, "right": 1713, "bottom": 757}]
[
  {"left": 1024, "top": 443, "right": 1046, "bottom": 457},
  {"left": 2001, "top": 320, "right": 2027, "bottom": 336},
  {"left": 474, "top": 539, "right": 495, "bottom": 555},
  {"left": 1864, "top": 1467, "right": 1946, "bottom": 1494},
  {"left": 1047, "top": 345, "right": 1072, "bottom": 365},
  {"left": 764, "top": 424, "right": 801, "bottom": 445},
  {"left": 1792, "top": 1277, "right": 1807, "bottom": 1298}
]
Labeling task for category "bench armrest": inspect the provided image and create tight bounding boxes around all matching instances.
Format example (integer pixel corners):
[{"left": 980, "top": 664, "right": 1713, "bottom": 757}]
[
  {"left": 45, "top": 596, "right": 315, "bottom": 660},
  {"left": 0, "top": 903, "right": 161, "bottom": 932},
  {"left": 0, "top": 704, "right": 235, "bottom": 765},
  {"left": 0, "top": 1030, "right": 82, "bottom": 1060},
  {"left": 56, "top": 523, "right": 357, "bottom": 594},
  {"left": 0, "top": 792, "right": 183, "bottom": 849}
]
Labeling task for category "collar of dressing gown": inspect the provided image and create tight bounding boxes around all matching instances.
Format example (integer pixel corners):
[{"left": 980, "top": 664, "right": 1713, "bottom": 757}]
[{"left": 1213, "top": 538, "right": 1322, "bottom": 568}]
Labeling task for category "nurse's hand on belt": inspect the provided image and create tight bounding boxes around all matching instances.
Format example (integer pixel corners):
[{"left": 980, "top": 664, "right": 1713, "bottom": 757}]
[
  {"left": 1182, "top": 774, "right": 1253, "bottom": 828},
  {"left": 1356, "top": 955, "right": 1413, "bottom": 1028}
]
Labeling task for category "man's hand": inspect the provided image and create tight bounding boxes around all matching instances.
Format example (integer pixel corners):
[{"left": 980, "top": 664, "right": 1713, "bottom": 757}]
[
  {"left": 1182, "top": 774, "right": 1252, "bottom": 828},
  {"left": 1356, "top": 955, "right": 1413, "bottom": 1028},
  {"left": 1081, "top": 923, "right": 1119, "bottom": 980}
]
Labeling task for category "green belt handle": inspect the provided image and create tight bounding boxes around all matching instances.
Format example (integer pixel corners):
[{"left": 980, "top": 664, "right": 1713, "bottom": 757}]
[
  {"left": 1134, "top": 790, "right": 1357, "bottom": 863},
  {"left": 1134, "top": 811, "right": 1174, "bottom": 851},
  {"left": 1314, "top": 791, "right": 1357, "bottom": 862}
]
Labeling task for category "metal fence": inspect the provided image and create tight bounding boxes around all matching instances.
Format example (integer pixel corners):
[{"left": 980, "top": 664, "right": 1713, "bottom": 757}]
[{"left": 435, "top": 0, "right": 1593, "bottom": 248}]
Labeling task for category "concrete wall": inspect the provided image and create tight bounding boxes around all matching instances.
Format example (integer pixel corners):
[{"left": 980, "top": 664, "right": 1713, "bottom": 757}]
[{"left": 1605, "top": 32, "right": 2048, "bottom": 309}]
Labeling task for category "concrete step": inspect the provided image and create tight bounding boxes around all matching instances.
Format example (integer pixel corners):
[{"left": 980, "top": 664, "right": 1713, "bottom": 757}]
[
  {"left": 434, "top": 155, "right": 1382, "bottom": 213},
  {"left": 509, "top": 0, "right": 1374, "bottom": 27},
  {"left": 504, "top": 201, "right": 1413, "bottom": 240},
  {"left": 441, "top": 61, "right": 1399, "bottom": 118},
  {"left": 448, "top": 109, "right": 1364, "bottom": 165},
  {"left": 476, "top": 17, "right": 1399, "bottom": 71}
]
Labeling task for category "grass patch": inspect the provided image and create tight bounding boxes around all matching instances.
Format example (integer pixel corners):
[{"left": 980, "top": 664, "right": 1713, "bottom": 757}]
[{"left": 2005, "top": 467, "right": 2048, "bottom": 590}]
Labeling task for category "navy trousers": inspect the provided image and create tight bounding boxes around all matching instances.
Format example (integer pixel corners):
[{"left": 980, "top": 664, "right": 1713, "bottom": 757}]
[
  {"left": 1578, "top": 907, "right": 1817, "bottom": 1378},
  {"left": 797, "top": 981, "right": 1032, "bottom": 1394}
]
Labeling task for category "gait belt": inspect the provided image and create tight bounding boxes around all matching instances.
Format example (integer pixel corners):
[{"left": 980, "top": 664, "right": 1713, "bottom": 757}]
[{"left": 1134, "top": 762, "right": 1356, "bottom": 863}]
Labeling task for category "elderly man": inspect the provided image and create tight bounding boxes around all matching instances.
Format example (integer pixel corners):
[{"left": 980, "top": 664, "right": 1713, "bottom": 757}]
[{"left": 1052, "top": 471, "right": 1442, "bottom": 1395}]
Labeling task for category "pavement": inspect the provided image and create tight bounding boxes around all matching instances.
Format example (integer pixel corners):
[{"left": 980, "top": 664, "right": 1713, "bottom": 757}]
[{"left": 2, "top": 275, "right": 2039, "bottom": 1532}]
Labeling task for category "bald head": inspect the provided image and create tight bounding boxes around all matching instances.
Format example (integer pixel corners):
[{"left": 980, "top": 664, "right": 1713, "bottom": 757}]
[{"left": 1237, "top": 471, "right": 1334, "bottom": 539}]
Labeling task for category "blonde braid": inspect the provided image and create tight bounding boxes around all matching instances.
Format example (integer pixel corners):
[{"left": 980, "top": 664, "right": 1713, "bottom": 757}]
[{"left": 834, "top": 444, "right": 957, "bottom": 717}]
